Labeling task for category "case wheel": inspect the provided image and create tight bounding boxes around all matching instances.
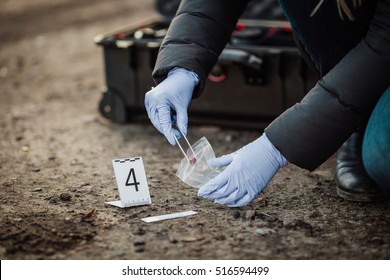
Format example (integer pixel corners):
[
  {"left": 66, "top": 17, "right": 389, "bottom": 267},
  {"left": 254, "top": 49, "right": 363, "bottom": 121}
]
[{"left": 98, "top": 88, "right": 128, "bottom": 122}]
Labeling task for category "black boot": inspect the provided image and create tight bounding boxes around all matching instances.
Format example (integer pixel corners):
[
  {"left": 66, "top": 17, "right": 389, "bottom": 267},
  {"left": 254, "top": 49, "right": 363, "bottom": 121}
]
[{"left": 335, "top": 131, "right": 384, "bottom": 202}]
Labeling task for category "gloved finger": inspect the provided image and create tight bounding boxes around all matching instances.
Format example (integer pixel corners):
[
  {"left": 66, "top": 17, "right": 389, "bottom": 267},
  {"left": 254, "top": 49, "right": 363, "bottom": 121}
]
[
  {"left": 198, "top": 172, "right": 229, "bottom": 197},
  {"left": 198, "top": 175, "right": 238, "bottom": 200},
  {"left": 170, "top": 115, "right": 183, "bottom": 140},
  {"left": 144, "top": 95, "right": 164, "bottom": 134},
  {"left": 207, "top": 154, "right": 234, "bottom": 168},
  {"left": 226, "top": 192, "right": 252, "bottom": 208},
  {"left": 214, "top": 187, "right": 248, "bottom": 205},
  {"left": 144, "top": 89, "right": 153, "bottom": 109},
  {"left": 157, "top": 107, "right": 176, "bottom": 145},
  {"left": 173, "top": 128, "right": 183, "bottom": 140},
  {"left": 175, "top": 108, "right": 188, "bottom": 138},
  {"left": 148, "top": 111, "right": 164, "bottom": 134},
  {"left": 201, "top": 186, "right": 237, "bottom": 201},
  {"left": 202, "top": 184, "right": 237, "bottom": 200}
]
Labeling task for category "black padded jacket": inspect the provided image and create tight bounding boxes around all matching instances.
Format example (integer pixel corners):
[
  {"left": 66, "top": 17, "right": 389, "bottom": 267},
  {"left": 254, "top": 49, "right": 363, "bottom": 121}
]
[{"left": 152, "top": 0, "right": 390, "bottom": 171}]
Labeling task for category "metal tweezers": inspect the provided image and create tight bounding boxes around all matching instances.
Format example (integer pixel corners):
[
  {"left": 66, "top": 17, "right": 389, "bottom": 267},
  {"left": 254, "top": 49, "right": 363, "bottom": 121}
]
[{"left": 173, "top": 127, "right": 197, "bottom": 165}]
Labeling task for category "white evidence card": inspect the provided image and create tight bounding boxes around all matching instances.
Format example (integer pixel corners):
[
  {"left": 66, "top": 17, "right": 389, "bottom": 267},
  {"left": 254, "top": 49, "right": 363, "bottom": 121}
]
[
  {"left": 107, "top": 157, "right": 151, "bottom": 208},
  {"left": 141, "top": 210, "right": 198, "bottom": 223}
]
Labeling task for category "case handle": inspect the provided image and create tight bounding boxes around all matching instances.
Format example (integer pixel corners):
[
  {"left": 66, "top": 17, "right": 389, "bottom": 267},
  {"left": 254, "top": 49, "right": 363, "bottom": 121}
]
[{"left": 217, "top": 49, "right": 265, "bottom": 85}]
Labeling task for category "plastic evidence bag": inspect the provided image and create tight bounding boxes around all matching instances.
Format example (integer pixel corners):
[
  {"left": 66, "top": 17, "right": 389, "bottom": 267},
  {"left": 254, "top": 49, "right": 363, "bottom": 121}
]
[{"left": 176, "top": 137, "right": 225, "bottom": 188}]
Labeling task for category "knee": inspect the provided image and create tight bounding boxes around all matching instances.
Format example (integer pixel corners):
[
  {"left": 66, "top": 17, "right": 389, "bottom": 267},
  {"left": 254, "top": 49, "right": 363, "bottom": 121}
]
[
  {"left": 363, "top": 153, "right": 389, "bottom": 193},
  {"left": 363, "top": 133, "right": 390, "bottom": 193},
  {"left": 362, "top": 87, "right": 390, "bottom": 192}
]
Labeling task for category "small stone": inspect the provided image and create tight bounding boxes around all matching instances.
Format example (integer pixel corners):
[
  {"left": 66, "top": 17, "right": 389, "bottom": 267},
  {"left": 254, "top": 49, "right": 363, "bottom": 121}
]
[
  {"left": 169, "top": 238, "right": 178, "bottom": 244},
  {"left": 134, "top": 246, "right": 145, "bottom": 253},
  {"left": 151, "top": 179, "right": 161, "bottom": 183},
  {"left": 81, "top": 209, "right": 96, "bottom": 221},
  {"left": 370, "top": 236, "right": 384, "bottom": 245},
  {"left": 245, "top": 210, "right": 256, "bottom": 220},
  {"left": 282, "top": 220, "right": 294, "bottom": 227},
  {"left": 59, "top": 193, "right": 71, "bottom": 201},
  {"left": 256, "top": 196, "right": 268, "bottom": 207},
  {"left": 215, "top": 235, "right": 226, "bottom": 241},
  {"left": 134, "top": 240, "right": 145, "bottom": 253},
  {"left": 156, "top": 229, "right": 169, "bottom": 240},
  {"left": 76, "top": 182, "right": 91, "bottom": 188},
  {"left": 180, "top": 236, "right": 204, "bottom": 242},
  {"left": 33, "top": 188, "right": 42, "bottom": 192},
  {"left": 32, "top": 167, "right": 41, "bottom": 172},
  {"left": 22, "top": 146, "right": 30, "bottom": 153},
  {"left": 133, "top": 228, "right": 146, "bottom": 236},
  {"left": 309, "top": 211, "right": 321, "bottom": 218},
  {"left": 233, "top": 211, "right": 241, "bottom": 219},
  {"left": 71, "top": 159, "right": 82, "bottom": 166},
  {"left": 134, "top": 240, "right": 145, "bottom": 246},
  {"left": 48, "top": 196, "right": 58, "bottom": 204},
  {"left": 255, "top": 228, "right": 276, "bottom": 236},
  {"left": 45, "top": 248, "right": 55, "bottom": 256},
  {"left": 259, "top": 213, "right": 277, "bottom": 222},
  {"left": 2, "top": 181, "right": 14, "bottom": 187},
  {"left": 225, "top": 135, "right": 233, "bottom": 142}
]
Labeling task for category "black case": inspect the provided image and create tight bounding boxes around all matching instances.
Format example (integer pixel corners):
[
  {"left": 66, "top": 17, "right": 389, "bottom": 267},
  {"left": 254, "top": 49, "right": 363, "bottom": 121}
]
[{"left": 95, "top": 1, "right": 318, "bottom": 128}]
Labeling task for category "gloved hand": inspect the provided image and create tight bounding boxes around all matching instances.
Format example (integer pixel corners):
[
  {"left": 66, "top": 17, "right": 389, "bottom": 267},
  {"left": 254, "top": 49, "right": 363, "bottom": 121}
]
[
  {"left": 198, "top": 133, "right": 288, "bottom": 207},
  {"left": 144, "top": 67, "right": 199, "bottom": 145}
]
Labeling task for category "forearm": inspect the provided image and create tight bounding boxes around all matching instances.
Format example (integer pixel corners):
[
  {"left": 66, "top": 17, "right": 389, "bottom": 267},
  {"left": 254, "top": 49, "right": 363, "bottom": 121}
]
[{"left": 152, "top": 0, "right": 250, "bottom": 97}]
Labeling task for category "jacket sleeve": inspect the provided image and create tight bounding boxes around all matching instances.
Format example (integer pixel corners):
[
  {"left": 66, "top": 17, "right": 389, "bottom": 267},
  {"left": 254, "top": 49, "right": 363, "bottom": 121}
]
[
  {"left": 152, "top": 0, "right": 250, "bottom": 97},
  {"left": 265, "top": 0, "right": 390, "bottom": 171}
]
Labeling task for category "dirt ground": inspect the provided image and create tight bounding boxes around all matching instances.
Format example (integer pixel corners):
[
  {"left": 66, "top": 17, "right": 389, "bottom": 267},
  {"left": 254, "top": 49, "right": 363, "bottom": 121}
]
[{"left": 1, "top": 0, "right": 389, "bottom": 260}]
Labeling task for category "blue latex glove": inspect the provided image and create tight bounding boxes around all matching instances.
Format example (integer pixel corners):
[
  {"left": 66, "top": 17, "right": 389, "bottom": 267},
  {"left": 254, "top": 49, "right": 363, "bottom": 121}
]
[
  {"left": 198, "top": 133, "right": 288, "bottom": 207},
  {"left": 144, "top": 68, "right": 199, "bottom": 145}
]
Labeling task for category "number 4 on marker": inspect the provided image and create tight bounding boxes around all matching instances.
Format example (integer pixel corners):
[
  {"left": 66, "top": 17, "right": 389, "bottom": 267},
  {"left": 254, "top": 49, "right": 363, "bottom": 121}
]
[{"left": 125, "top": 168, "right": 140, "bottom": 191}]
